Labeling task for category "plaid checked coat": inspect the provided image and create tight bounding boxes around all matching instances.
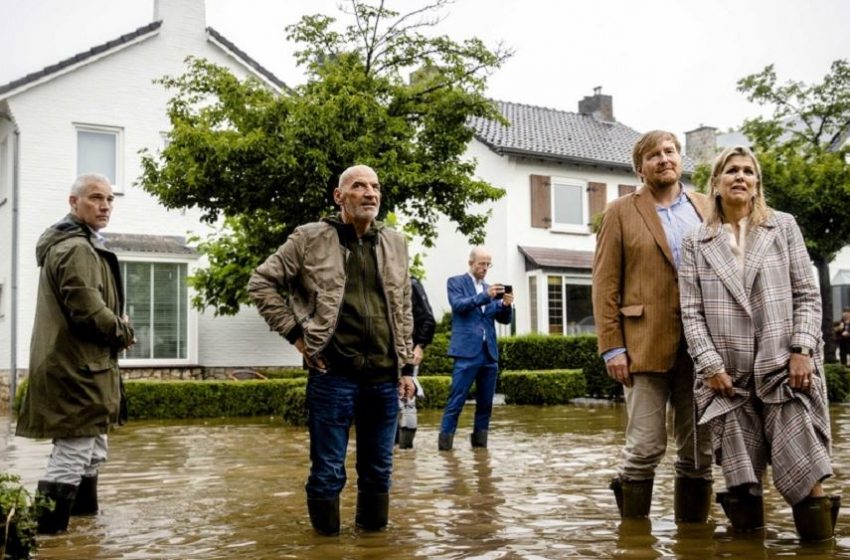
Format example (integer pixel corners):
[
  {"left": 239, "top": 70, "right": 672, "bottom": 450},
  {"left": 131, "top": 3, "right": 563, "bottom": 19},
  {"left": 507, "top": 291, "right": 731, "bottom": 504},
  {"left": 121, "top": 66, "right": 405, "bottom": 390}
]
[{"left": 679, "top": 210, "right": 832, "bottom": 504}]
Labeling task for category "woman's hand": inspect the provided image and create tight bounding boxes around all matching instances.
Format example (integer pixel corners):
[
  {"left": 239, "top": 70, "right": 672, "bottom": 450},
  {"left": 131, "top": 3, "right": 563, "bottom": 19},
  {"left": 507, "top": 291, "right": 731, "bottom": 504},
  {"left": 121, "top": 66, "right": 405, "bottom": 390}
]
[
  {"left": 789, "top": 353, "right": 814, "bottom": 391},
  {"left": 707, "top": 370, "right": 735, "bottom": 397}
]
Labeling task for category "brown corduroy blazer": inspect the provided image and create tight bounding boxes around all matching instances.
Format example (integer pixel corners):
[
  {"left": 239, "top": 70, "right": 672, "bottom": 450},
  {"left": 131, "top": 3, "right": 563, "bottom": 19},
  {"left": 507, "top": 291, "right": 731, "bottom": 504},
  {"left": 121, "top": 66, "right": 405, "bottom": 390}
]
[{"left": 592, "top": 185, "right": 708, "bottom": 373}]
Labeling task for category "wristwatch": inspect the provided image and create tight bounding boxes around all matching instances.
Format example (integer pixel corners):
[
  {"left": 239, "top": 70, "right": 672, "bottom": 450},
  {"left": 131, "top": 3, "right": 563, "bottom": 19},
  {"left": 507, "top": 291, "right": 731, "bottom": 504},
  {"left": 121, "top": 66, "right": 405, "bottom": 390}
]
[{"left": 790, "top": 346, "right": 814, "bottom": 357}]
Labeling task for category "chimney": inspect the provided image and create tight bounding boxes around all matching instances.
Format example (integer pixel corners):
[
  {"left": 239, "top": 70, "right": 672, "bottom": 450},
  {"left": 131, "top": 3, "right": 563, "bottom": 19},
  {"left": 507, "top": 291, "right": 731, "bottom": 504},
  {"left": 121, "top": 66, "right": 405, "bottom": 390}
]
[
  {"left": 578, "top": 86, "right": 614, "bottom": 122},
  {"left": 684, "top": 125, "right": 718, "bottom": 165}
]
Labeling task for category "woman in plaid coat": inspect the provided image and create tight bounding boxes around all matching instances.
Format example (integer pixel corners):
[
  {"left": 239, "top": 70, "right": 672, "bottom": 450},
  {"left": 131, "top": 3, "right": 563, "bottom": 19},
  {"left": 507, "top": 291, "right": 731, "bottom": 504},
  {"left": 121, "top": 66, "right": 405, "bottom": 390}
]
[{"left": 679, "top": 145, "right": 837, "bottom": 541}]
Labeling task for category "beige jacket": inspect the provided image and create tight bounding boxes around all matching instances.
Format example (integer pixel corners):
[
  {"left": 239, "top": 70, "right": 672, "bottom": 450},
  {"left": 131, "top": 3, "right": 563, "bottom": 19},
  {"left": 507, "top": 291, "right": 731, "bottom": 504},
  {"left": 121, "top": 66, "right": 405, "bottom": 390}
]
[{"left": 248, "top": 218, "right": 413, "bottom": 371}]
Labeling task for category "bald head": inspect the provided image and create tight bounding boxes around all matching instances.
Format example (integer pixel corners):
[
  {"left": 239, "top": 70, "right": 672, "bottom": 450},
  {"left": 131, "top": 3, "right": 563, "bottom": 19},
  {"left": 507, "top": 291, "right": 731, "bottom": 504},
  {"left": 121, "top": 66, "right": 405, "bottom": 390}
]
[
  {"left": 339, "top": 165, "right": 378, "bottom": 189},
  {"left": 468, "top": 246, "right": 492, "bottom": 281},
  {"left": 334, "top": 164, "right": 381, "bottom": 235}
]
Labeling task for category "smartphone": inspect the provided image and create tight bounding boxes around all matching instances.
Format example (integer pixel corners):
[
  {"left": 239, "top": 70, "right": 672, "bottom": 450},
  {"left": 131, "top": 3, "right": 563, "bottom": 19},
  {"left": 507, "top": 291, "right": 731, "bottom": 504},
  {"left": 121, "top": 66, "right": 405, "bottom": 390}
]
[{"left": 494, "top": 284, "right": 511, "bottom": 299}]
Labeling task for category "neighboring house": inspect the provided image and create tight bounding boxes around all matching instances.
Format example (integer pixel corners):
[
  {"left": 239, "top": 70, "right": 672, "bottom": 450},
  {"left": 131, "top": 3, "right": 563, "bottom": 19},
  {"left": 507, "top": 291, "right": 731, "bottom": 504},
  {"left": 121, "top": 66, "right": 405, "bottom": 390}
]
[
  {"left": 414, "top": 89, "right": 696, "bottom": 337},
  {"left": 0, "top": 0, "right": 303, "bottom": 401},
  {"left": 684, "top": 123, "right": 850, "bottom": 319}
]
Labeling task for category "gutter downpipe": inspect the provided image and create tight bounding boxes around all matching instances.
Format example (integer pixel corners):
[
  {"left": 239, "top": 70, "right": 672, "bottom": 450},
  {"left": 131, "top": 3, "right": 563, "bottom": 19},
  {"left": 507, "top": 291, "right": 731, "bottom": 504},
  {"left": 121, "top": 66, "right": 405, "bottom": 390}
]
[
  {"left": 1, "top": 111, "right": 20, "bottom": 410},
  {"left": 10, "top": 125, "right": 19, "bottom": 406}
]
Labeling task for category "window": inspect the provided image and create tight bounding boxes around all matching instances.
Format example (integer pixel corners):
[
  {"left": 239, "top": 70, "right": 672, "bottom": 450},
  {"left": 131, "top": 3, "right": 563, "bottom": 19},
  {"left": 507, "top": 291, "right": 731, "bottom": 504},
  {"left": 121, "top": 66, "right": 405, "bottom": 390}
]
[
  {"left": 76, "top": 125, "right": 122, "bottom": 190},
  {"left": 528, "top": 276, "right": 538, "bottom": 334},
  {"left": 530, "top": 174, "right": 607, "bottom": 232},
  {"left": 122, "top": 262, "right": 188, "bottom": 359},
  {"left": 551, "top": 179, "right": 587, "bottom": 229},
  {"left": 545, "top": 275, "right": 595, "bottom": 335}
]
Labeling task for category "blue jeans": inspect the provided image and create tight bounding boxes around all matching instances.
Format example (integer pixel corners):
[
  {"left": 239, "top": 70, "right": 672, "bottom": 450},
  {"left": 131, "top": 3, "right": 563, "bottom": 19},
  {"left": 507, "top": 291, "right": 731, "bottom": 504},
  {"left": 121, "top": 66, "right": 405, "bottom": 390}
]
[
  {"left": 439, "top": 349, "right": 499, "bottom": 434},
  {"left": 305, "top": 372, "right": 399, "bottom": 499}
]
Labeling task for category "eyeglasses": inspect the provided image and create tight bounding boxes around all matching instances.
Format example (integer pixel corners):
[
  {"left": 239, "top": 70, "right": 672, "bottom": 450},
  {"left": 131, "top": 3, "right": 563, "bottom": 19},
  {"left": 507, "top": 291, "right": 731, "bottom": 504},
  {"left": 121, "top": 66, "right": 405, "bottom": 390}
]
[{"left": 473, "top": 262, "right": 493, "bottom": 269}]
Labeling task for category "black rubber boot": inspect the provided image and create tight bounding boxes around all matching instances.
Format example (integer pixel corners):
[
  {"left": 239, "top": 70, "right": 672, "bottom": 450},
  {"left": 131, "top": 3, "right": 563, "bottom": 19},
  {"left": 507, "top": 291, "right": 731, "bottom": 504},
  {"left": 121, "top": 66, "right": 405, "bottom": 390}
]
[
  {"left": 70, "top": 475, "right": 99, "bottom": 516},
  {"left": 398, "top": 428, "right": 416, "bottom": 449},
  {"left": 36, "top": 480, "right": 78, "bottom": 534},
  {"left": 674, "top": 477, "right": 712, "bottom": 523},
  {"left": 716, "top": 489, "right": 764, "bottom": 532},
  {"left": 355, "top": 492, "right": 389, "bottom": 531},
  {"left": 307, "top": 497, "right": 340, "bottom": 536},
  {"left": 793, "top": 496, "right": 834, "bottom": 542},
  {"left": 830, "top": 495, "right": 841, "bottom": 530},
  {"left": 471, "top": 430, "right": 488, "bottom": 449},
  {"left": 610, "top": 477, "right": 654, "bottom": 518},
  {"left": 438, "top": 432, "right": 454, "bottom": 451}
]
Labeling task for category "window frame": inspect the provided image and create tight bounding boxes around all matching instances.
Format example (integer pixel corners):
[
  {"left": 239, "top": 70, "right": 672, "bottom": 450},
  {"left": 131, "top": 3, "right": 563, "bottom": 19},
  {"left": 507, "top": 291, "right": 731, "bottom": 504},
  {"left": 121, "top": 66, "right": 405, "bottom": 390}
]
[
  {"left": 529, "top": 270, "right": 595, "bottom": 335},
  {"left": 549, "top": 176, "right": 589, "bottom": 233},
  {"left": 118, "top": 255, "right": 197, "bottom": 367},
  {"left": 74, "top": 123, "right": 124, "bottom": 193}
]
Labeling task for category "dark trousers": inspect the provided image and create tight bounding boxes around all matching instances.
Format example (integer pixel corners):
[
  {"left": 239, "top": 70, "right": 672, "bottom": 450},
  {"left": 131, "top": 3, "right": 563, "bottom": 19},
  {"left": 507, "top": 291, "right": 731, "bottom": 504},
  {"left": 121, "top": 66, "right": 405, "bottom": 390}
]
[
  {"left": 439, "top": 344, "right": 499, "bottom": 434},
  {"left": 305, "top": 373, "right": 399, "bottom": 499}
]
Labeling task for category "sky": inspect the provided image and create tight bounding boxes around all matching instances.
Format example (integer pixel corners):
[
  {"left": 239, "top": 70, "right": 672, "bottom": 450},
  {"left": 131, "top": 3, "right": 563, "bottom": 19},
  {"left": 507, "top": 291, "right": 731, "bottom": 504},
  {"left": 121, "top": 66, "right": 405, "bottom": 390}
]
[{"left": 1, "top": 0, "right": 849, "bottom": 142}]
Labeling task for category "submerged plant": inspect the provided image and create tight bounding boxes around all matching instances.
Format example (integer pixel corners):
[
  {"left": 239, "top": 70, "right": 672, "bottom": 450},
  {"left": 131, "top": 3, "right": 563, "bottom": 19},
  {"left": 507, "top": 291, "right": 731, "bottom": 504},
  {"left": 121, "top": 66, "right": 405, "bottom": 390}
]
[{"left": 0, "top": 473, "right": 39, "bottom": 560}]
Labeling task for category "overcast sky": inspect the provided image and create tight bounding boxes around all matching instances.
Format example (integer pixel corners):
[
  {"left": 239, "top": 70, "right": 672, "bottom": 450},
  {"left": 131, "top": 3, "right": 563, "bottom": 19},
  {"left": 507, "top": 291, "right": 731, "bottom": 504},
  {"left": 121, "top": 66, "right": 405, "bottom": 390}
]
[{"left": 2, "top": 0, "right": 848, "bottom": 142}]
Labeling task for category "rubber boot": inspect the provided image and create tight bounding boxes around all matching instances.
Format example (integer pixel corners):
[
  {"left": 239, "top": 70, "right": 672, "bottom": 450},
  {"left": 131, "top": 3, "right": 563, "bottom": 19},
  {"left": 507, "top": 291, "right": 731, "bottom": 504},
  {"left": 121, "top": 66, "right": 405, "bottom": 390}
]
[
  {"left": 36, "top": 480, "right": 78, "bottom": 534},
  {"left": 355, "top": 492, "right": 389, "bottom": 531},
  {"left": 793, "top": 496, "right": 834, "bottom": 542},
  {"left": 610, "top": 477, "right": 654, "bottom": 518},
  {"left": 398, "top": 428, "right": 416, "bottom": 449},
  {"left": 674, "top": 477, "right": 712, "bottom": 523},
  {"left": 716, "top": 489, "right": 764, "bottom": 532},
  {"left": 307, "top": 497, "right": 340, "bottom": 536},
  {"left": 471, "top": 430, "right": 488, "bottom": 449},
  {"left": 830, "top": 495, "right": 841, "bottom": 530},
  {"left": 438, "top": 432, "right": 454, "bottom": 451},
  {"left": 71, "top": 475, "right": 98, "bottom": 516}
]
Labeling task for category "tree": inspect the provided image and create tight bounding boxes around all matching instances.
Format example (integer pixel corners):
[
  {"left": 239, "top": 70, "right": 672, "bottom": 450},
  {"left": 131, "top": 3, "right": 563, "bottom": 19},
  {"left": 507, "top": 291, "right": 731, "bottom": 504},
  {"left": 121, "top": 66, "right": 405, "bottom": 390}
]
[
  {"left": 737, "top": 59, "right": 850, "bottom": 361},
  {"left": 139, "top": 0, "right": 512, "bottom": 315}
]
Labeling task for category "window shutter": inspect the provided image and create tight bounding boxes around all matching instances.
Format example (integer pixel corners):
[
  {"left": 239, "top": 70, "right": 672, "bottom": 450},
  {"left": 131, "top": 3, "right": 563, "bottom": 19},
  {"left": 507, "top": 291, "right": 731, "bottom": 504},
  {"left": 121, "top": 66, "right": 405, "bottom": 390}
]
[
  {"left": 530, "top": 174, "right": 551, "bottom": 228},
  {"left": 618, "top": 184, "right": 637, "bottom": 197},
  {"left": 587, "top": 181, "right": 607, "bottom": 219}
]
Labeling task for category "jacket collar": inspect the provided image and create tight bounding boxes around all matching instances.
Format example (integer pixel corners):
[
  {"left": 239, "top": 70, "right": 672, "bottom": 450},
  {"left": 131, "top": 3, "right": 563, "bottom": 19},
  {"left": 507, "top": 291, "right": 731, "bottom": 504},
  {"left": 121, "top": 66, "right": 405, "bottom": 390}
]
[{"left": 633, "top": 183, "right": 702, "bottom": 270}]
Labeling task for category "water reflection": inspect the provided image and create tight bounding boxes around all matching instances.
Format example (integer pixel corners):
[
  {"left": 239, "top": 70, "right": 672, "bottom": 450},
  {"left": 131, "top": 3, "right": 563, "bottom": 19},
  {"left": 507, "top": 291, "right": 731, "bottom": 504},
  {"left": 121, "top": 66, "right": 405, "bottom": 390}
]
[{"left": 1, "top": 403, "right": 849, "bottom": 559}]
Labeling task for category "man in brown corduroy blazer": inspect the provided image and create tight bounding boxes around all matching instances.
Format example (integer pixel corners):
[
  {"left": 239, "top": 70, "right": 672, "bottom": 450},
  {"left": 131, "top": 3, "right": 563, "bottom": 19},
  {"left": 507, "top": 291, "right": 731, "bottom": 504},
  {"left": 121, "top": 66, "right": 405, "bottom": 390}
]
[{"left": 592, "top": 130, "right": 713, "bottom": 521}]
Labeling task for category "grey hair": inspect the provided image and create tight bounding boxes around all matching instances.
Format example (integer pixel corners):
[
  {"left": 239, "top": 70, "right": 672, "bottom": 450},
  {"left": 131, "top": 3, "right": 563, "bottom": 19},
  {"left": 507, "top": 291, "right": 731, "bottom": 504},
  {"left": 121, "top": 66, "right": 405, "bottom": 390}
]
[{"left": 70, "top": 172, "right": 111, "bottom": 196}]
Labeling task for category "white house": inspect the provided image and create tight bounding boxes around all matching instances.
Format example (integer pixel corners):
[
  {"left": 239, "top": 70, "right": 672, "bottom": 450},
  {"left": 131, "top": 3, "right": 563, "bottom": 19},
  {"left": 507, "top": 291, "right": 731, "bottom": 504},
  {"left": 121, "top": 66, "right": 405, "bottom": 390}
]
[
  {"left": 414, "top": 89, "right": 697, "bottom": 337},
  {"left": 0, "top": 0, "right": 304, "bottom": 402}
]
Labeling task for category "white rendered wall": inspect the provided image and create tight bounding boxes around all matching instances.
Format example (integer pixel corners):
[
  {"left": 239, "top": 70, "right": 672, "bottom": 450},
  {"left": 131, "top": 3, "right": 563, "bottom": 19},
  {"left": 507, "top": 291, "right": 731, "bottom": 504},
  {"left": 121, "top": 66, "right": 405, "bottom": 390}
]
[
  {"left": 6, "top": 0, "right": 300, "bottom": 369},
  {"left": 413, "top": 139, "right": 638, "bottom": 336}
]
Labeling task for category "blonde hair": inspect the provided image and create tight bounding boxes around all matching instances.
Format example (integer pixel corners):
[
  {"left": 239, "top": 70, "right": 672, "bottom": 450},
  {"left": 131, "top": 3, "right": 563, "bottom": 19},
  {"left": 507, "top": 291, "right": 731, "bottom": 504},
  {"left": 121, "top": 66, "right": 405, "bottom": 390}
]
[{"left": 705, "top": 145, "right": 772, "bottom": 228}]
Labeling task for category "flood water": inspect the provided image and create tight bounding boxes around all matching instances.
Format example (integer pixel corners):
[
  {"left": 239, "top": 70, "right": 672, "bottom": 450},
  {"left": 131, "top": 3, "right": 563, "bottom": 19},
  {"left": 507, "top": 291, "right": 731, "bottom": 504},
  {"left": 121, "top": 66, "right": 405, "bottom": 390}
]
[{"left": 2, "top": 402, "right": 850, "bottom": 559}]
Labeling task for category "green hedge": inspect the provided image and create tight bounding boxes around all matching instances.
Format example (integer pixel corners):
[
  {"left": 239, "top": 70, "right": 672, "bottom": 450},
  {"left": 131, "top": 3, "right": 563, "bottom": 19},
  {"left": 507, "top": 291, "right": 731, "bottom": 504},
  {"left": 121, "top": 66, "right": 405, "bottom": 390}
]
[
  {"left": 420, "top": 334, "right": 619, "bottom": 399},
  {"left": 123, "top": 379, "right": 307, "bottom": 424},
  {"left": 825, "top": 363, "right": 850, "bottom": 403},
  {"left": 500, "top": 369, "right": 586, "bottom": 405},
  {"left": 263, "top": 369, "right": 308, "bottom": 380}
]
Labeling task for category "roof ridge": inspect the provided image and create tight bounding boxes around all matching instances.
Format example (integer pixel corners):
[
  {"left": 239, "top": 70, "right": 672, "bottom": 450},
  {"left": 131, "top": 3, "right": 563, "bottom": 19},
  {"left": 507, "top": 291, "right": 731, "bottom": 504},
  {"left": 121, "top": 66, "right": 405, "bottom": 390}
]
[{"left": 0, "top": 21, "right": 162, "bottom": 97}]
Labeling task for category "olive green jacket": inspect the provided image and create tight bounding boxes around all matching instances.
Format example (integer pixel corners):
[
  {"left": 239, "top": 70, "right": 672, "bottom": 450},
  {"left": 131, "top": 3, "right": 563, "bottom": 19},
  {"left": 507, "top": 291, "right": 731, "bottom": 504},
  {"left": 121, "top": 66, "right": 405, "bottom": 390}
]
[
  {"left": 16, "top": 214, "right": 134, "bottom": 439},
  {"left": 248, "top": 217, "right": 414, "bottom": 373}
]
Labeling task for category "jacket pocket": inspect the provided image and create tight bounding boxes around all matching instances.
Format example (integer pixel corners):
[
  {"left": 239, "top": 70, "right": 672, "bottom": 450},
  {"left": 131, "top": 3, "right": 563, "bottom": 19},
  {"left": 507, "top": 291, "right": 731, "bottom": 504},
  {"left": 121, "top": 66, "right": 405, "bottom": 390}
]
[
  {"left": 82, "top": 356, "right": 113, "bottom": 373},
  {"left": 619, "top": 305, "right": 644, "bottom": 318}
]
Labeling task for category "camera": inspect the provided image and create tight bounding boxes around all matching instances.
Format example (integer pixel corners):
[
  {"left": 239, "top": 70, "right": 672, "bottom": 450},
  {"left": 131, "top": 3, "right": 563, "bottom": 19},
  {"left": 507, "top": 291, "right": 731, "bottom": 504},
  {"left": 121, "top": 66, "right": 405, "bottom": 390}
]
[{"left": 494, "top": 284, "right": 512, "bottom": 299}]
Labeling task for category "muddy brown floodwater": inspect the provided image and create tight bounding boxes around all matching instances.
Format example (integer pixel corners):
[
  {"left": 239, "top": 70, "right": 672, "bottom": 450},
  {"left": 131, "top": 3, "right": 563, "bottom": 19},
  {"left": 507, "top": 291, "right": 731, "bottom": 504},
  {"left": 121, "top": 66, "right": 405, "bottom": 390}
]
[{"left": 2, "top": 402, "right": 849, "bottom": 559}]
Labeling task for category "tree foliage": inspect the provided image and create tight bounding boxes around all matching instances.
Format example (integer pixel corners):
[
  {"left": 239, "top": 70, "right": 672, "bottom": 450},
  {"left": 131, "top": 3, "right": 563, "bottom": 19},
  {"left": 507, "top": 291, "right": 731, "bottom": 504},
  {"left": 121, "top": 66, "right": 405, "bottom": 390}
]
[
  {"left": 139, "top": 0, "right": 512, "bottom": 315},
  {"left": 737, "top": 59, "right": 850, "bottom": 360}
]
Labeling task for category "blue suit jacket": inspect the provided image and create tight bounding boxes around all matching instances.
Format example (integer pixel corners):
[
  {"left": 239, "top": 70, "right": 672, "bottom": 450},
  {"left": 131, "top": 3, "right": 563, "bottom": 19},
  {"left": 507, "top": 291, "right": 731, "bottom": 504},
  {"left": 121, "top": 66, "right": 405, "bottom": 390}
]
[{"left": 447, "top": 274, "right": 513, "bottom": 360}]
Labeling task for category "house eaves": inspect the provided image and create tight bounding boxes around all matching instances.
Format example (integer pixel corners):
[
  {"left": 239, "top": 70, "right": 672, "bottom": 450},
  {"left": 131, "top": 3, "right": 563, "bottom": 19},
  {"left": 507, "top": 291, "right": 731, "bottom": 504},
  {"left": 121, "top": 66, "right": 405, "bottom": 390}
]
[
  {"left": 206, "top": 27, "right": 289, "bottom": 94},
  {"left": 481, "top": 141, "right": 636, "bottom": 173},
  {"left": 0, "top": 21, "right": 163, "bottom": 101}
]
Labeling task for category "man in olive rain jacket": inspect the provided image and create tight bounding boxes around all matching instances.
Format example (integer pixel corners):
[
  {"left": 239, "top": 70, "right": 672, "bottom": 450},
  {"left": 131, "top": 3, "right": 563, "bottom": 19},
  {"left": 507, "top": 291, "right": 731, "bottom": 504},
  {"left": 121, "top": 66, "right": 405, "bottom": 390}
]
[{"left": 16, "top": 173, "right": 134, "bottom": 534}]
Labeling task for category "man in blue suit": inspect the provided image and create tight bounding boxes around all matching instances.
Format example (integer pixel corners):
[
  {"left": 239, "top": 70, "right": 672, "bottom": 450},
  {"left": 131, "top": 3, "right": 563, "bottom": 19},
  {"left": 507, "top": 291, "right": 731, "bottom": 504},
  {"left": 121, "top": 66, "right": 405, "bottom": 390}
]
[{"left": 438, "top": 247, "right": 513, "bottom": 450}]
